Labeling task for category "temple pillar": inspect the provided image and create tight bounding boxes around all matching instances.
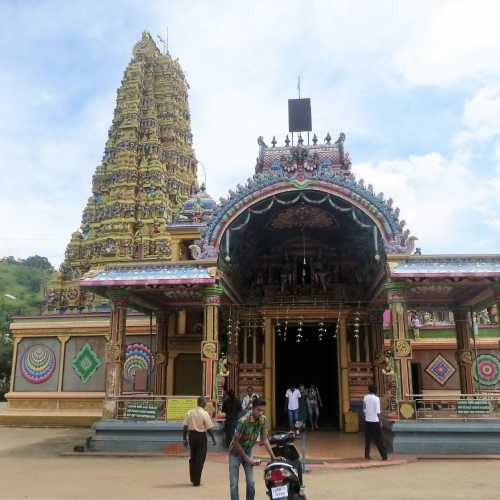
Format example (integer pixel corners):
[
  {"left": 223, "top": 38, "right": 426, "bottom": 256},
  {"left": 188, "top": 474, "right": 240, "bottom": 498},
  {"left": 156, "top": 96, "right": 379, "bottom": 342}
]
[
  {"left": 369, "top": 309, "right": 386, "bottom": 396},
  {"left": 166, "top": 352, "right": 176, "bottom": 395},
  {"left": 493, "top": 283, "right": 500, "bottom": 325},
  {"left": 453, "top": 307, "right": 474, "bottom": 394},
  {"left": 177, "top": 310, "right": 187, "bottom": 335},
  {"left": 385, "top": 283, "right": 412, "bottom": 401},
  {"left": 155, "top": 312, "right": 169, "bottom": 395},
  {"left": 103, "top": 294, "right": 128, "bottom": 418},
  {"left": 263, "top": 317, "right": 273, "bottom": 425},
  {"left": 202, "top": 285, "right": 223, "bottom": 400},
  {"left": 338, "top": 315, "right": 350, "bottom": 429},
  {"left": 227, "top": 319, "right": 240, "bottom": 394}
]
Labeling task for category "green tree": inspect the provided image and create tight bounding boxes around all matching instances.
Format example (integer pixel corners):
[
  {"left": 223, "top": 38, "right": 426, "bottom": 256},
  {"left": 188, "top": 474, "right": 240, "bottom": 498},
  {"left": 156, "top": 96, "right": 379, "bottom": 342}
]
[{"left": 24, "top": 255, "right": 54, "bottom": 272}]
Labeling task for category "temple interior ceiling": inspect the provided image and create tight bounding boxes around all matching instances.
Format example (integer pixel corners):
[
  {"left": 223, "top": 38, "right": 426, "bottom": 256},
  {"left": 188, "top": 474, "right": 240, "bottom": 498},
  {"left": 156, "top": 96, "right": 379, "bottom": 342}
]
[{"left": 220, "top": 190, "right": 385, "bottom": 303}]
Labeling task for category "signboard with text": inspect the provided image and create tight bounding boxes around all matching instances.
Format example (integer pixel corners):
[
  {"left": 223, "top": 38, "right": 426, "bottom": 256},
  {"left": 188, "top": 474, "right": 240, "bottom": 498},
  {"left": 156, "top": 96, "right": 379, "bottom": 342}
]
[
  {"left": 456, "top": 399, "right": 492, "bottom": 415},
  {"left": 125, "top": 401, "right": 159, "bottom": 420},
  {"left": 166, "top": 398, "right": 197, "bottom": 421}
]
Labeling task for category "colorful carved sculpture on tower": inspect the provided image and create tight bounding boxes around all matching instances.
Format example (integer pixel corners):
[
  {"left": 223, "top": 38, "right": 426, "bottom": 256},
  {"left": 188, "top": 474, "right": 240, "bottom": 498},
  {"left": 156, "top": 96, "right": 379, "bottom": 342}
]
[{"left": 47, "top": 32, "right": 197, "bottom": 311}]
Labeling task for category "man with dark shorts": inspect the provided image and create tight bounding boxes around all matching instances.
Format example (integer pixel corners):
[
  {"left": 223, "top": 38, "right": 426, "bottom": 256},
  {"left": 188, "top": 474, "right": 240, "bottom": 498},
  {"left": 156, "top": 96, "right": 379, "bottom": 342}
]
[{"left": 229, "top": 397, "right": 276, "bottom": 500}]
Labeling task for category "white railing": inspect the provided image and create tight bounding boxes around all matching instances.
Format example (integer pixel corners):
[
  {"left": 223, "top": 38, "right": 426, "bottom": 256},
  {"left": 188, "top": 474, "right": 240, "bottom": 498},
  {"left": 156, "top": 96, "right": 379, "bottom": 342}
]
[{"left": 405, "top": 393, "right": 500, "bottom": 420}]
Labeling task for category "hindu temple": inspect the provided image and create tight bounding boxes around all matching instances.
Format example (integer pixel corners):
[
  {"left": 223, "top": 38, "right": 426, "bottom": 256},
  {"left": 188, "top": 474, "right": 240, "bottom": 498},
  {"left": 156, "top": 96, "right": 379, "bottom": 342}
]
[{"left": 4, "top": 32, "right": 500, "bottom": 453}]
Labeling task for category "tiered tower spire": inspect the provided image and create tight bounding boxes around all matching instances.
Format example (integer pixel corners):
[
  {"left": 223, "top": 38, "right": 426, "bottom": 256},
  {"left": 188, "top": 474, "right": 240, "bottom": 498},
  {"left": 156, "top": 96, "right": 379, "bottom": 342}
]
[{"left": 49, "top": 31, "right": 197, "bottom": 310}]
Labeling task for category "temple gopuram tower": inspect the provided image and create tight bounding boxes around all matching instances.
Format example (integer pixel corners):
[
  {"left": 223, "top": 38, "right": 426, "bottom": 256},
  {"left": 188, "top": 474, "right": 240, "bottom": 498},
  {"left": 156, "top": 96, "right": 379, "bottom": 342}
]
[{"left": 49, "top": 31, "right": 197, "bottom": 311}]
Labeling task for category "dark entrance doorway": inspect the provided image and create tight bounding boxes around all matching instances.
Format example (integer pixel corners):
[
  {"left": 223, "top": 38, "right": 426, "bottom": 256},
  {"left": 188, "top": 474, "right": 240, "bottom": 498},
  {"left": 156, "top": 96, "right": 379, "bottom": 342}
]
[{"left": 275, "top": 324, "right": 339, "bottom": 429}]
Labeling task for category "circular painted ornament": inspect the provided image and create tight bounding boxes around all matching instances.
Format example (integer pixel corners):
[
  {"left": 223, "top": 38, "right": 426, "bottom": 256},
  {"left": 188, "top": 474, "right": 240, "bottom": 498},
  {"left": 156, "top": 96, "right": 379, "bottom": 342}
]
[
  {"left": 124, "top": 343, "right": 153, "bottom": 381},
  {"left": 21, "top": 344, "right": 57, "bottom": 384},
  {"left": 473, "top": 354, "right": 500, "bottom": 386}
]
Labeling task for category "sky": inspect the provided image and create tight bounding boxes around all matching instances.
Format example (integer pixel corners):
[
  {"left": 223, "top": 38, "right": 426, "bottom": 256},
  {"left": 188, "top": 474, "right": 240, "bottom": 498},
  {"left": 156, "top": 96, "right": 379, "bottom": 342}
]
[{"left": 0, "top": 0, "right": 499, "bottom": 267}]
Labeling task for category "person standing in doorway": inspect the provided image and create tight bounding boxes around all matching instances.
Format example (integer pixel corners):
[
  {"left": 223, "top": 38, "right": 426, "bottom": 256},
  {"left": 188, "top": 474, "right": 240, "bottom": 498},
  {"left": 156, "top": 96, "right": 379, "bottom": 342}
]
[
  {"left": 298, "top": 384, "right": 310, "bottom": 430},
  {"left": 229, "top": 397, "right": 276, "bottom": 500},
  {"left": 285, "top": 384, "right": 301, "bottom": 433},
  {"left": 363, "top": 384, "right": 388, "bottom": 460},
  {"left": 183, "top": 396, "right": 217, "bottom": 486},
  {"left": 307, "top": 384, "right": 323, "bottom": 430},
  {"left": 222, "top": 389, "right": 242, "bottom": 447},
  {"left": 241, "top": 386, "right": 259, "bottom": 413}
]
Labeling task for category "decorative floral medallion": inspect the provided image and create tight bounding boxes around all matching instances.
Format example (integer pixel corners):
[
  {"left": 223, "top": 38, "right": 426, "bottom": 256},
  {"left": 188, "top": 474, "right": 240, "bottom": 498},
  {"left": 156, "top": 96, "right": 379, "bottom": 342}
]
[
  {"left": 425, "top": 354, "right": 456, "bottom": 385},
  {"left": 21, "top": 344, "right": 57, "bottom": 384},
  {"left": 201, "top": 340, "right": 218, "bottom": 360},
  {"left": 393, "top": 339, "right": 412, "bottom": 358},
  {"left": 72, "top": 343, "right": 102, "bottom": 384},
  {"left": 398, "top": 401, "right": 416, "bottom": 420},
  {"left": 473, "top": 354, "right": 500, "bottom": 386},
  {"left": 124, "top": 343, "right": 153, "bottom": 381}
]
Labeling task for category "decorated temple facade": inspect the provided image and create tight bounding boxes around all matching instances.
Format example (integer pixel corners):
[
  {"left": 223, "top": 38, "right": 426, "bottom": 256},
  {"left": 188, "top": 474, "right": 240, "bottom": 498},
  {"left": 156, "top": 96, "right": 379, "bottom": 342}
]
[{"left": 4, "top": 33, "right": 500, "bottom": 429}]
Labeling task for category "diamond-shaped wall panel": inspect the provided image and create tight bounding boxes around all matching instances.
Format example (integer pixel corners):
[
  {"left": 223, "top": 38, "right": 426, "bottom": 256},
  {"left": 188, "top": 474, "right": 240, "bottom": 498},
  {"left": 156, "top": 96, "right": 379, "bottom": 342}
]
[
  {"left": 71, "top": 343, "right": 102, "bottom": 384},
  {"left": 425, "top": 354, "right": 456, "bottom": 385}
]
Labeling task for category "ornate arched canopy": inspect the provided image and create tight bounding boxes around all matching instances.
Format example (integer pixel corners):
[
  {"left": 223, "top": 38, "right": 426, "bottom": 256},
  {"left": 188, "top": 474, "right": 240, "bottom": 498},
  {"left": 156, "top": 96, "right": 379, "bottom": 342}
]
[{"left": 201, "top": 136, "right": 416, "bottom": 259}]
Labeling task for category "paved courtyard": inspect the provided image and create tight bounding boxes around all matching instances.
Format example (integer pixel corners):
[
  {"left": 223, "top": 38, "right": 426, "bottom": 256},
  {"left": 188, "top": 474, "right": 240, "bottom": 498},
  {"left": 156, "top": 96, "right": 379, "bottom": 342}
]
[{"left": 0, "top": 427, "right": 498, "bottom": 499}]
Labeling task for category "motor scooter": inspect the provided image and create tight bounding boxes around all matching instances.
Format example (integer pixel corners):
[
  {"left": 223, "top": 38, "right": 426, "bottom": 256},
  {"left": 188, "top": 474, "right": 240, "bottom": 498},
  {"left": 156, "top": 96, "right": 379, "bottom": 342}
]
[{"left": 264, "top": 431, "right": 306, "bottom": 500}]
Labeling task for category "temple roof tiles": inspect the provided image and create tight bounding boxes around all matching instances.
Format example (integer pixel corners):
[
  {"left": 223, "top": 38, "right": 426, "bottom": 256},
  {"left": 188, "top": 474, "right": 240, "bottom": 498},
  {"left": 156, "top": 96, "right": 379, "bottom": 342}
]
[
  {"left": 390, "top": 256, "right": 500, "bottom": 278},
  {"left": 80, "top": 263, "right": 216, "bottom": 287}
]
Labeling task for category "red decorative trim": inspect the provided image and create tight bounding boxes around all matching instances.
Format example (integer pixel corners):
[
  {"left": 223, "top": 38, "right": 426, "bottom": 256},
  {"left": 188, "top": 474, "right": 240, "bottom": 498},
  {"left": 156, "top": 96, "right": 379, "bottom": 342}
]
[{"left": 204, "top": 295, "right": 222, "bottom": 305}]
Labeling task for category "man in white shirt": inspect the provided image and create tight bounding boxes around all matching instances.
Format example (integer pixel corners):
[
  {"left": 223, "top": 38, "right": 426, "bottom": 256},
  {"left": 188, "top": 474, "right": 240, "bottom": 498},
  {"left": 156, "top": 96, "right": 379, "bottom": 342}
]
[
  {"left": 241, "top": 386, "right": 259, "bottom": 412},
  {"left": 183, "top": 396, "right": 217, "bottom": 486},
  {"left": 363, "top": 384, "right": 388, "bottom": 460},
  {"left": 285, "top": 384, "right": 301, "bottom": 433}
]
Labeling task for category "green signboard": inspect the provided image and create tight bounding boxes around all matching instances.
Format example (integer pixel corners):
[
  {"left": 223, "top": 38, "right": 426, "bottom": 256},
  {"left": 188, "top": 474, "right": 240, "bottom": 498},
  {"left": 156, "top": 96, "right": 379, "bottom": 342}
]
[
  {"left": 125, "top": 401, "right": 159, "bottom": 420},
  {"left": 456, "top": 399, "right": 492, "bottom": 415}
]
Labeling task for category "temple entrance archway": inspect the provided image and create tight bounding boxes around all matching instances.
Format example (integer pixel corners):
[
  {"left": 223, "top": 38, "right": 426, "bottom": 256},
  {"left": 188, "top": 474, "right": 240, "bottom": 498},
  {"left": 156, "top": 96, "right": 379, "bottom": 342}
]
[
  {"left": 213, "top": 186, "right": 387, "bottom": 428},
  {"left": 275, "top": 322, "right": 339, "bottom": 429}
]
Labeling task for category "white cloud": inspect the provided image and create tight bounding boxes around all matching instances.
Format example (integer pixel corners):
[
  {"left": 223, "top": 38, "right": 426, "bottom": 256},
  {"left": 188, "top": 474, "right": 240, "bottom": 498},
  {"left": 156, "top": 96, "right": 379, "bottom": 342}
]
[
  {"left": 2, "top": 0, "right": 500, "bottom": 266},
  {"left": 354, "top": 152, "right": 500, "bottom": 253},
  {"left": 395, "top": 1, "right": 500, "bottom": 86}
]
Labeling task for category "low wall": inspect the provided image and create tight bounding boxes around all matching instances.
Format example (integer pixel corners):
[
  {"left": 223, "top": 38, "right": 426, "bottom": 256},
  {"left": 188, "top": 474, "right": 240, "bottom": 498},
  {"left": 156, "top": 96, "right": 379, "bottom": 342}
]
[
  {"left": 385, "top": 420, "right": 500, "bottom": 454},
  {"left": 88, "top": 419, "right": 225, "bottom": 453}
]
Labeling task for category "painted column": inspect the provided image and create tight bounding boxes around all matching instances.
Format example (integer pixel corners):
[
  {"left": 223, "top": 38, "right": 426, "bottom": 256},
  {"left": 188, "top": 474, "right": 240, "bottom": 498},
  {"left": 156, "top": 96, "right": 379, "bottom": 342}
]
[
  {"left": 369, "top": 309, "right": 386, "bottom": 396},
  {"left": 493, "top": 283, "right": 500, "bottom": 326},
  {"left": 202, "top": 285, "right": 223, "bottom": 400},
  {"left": 166, "top": 352, "right": 176, "bottom": 395},
  {"left": 338, "top": 315, "right": 350, "bottom": 428},
  {"left": 177, "top": 310, "right": 187, "bottom": 335},
  {"left": 57, "top": 336, "right": 70, "bottom": 392},
  {"left": 243, "top": 329, "right": 248, "bottom": 363},
  {"left": 9, "top": 337, "right": 21, "bottom": 394},
  {"left": 226, "top": 315, "right": 240, "bottom": 395},
  {"left": 103, "top": 294, "right": 128, "bottom": 418},
  {"left": 453, "top": 307, "right": 474, "bottom": 394},
  {"left": 363, "top": 323, "right": 370, "bottom": 363},
  {"left": 385, "top": 283, "right": 412, "bottom": 401},
  {"left": 155, "top": 312, "right": 169, "bottom": 395},
  {"left": 264, "top": 317, "right": 273, "bottom": 425}
]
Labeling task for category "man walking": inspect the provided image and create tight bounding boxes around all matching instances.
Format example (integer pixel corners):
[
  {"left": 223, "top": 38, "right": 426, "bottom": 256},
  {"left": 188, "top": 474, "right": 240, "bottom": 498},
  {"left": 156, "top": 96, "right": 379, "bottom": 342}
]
[
  {"left": 363, "top": 384, "right": 388, "bottom": 460},
  {"left": 183, "top": 396, "right": 217, "bottom": 486},
  {"left": 285, "top": 384, "right": 301, "bottom": 434},
  {"left": 229, "top": 397, "right": 276, "bottom": 500}
]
